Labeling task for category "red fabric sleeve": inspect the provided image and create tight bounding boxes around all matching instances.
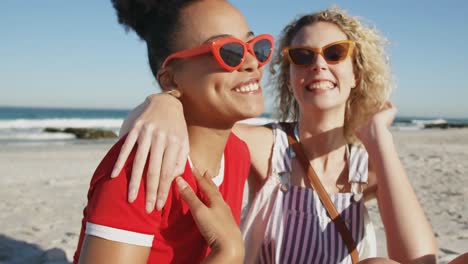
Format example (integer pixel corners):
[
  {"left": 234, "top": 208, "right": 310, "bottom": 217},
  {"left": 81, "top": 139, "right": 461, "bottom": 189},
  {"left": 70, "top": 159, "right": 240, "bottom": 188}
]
[{"left": 86, "top": 137, "right": 162, "bottom": 236}]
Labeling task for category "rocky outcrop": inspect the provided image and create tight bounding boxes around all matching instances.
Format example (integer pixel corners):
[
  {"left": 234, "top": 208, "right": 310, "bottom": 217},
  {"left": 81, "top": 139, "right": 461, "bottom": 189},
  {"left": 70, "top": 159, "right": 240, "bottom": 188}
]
[{"left": 44, "top": 127, "right": 118, "bottom": 139}]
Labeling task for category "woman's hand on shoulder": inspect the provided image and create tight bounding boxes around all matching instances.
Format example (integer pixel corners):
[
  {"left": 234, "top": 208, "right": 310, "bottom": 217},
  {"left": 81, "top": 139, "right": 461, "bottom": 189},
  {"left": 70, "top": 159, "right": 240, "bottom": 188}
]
[
  {"left": 176, "top": 172, "right": 244, "bottom": 263},
  {"left": 112, "top": 93, "right": 190, "bottom": 213}
]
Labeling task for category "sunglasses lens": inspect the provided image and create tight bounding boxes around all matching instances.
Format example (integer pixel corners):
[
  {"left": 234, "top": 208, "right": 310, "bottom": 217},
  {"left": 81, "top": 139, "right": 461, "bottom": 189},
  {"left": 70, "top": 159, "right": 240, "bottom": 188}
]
[
  {"left": 253, "top": 39, "right": 272, "bottom": 63},
  {"left": 288, "top": 48, "right": 315, "bottom": 65},
  {"left": 323, "top": 43, "right": 350, "bottom": 62},
  {"left": 219, "top": 42, "right": 244, "bottom": 67}
]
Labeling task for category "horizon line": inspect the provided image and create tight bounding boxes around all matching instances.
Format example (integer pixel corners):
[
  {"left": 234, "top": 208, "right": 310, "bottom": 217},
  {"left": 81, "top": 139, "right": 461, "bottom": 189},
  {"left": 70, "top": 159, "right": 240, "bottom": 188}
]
[{"left": 0, "top": 105, "right": 467, "bottom": 120}]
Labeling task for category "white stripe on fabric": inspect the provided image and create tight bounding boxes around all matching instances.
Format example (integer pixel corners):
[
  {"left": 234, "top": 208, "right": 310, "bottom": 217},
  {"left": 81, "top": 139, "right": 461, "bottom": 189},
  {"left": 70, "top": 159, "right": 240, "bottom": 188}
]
[
  {"left": 356, "top": 147, "right": 369, "bottom": 182},
  {"left": 307, "top": 208, "right": 318, "bottom": 262},
  {"left": 357, "top": 202, "right": 364, "bottom": 256},
  {"left": 281, "top": 189, "right": 294, "bottom": 263},
  {"left": 188, "top": 154, "right": 224, "bottom": 186},
  {"left": 297, "top": 191, "right": 311, "bottom": 263},
  {"left": 85, "top": 222, "right": 153, "bottom": 247},
  {"left": 334, "top": 195, "right": 342, "bottom": 263},
  {"left": 340, "top": 194, "right": 349, "bottom": 263},
  {"left": 272, "top": 188, "right": 285, "bottom": 264},
  {"left": 289, "top": 191, "right": 302, "bottom": 263},
  {"left": 315, "top": 221, "right": 324, "bottom": 264},
  {"left": 292, "top": 188, "right": 305, "bottom": 263},
  {"left": 348, "top": 145, "right": 369, "bottom": 183},
  {"left": 323, "top": 226, "right": 330, "bottom": 264},
  {"left": 349, "top": 146, "right": 359, "bottom": 182},
  {"left": 358, "top": 155, "right": 369, "bottom": 182}
]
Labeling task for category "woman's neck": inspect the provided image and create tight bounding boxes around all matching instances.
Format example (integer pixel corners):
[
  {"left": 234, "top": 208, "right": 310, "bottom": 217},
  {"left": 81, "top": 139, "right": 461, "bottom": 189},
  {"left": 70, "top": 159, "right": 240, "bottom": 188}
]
[
  {"left": 187, "top": 125, "right": 232, "bottom": 177},
  {"left": 297, "top": 108, "right": 347, "bottom": 165}
]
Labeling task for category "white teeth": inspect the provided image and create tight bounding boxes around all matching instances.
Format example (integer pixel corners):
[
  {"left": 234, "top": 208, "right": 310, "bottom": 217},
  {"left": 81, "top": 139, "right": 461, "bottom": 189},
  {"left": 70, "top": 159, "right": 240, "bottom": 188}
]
[
  {"left": 234, "top": 82, "right": 259, "bottom": 93},
  {"left": 309, "top": 81, "right": 335, "bottom": 90}
]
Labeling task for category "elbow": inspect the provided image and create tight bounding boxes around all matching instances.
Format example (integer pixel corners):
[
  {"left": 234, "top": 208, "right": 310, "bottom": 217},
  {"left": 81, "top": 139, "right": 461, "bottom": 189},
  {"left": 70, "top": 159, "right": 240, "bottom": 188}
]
[{"left": 388, "top": 237, "right": 438, "bottom": 264}]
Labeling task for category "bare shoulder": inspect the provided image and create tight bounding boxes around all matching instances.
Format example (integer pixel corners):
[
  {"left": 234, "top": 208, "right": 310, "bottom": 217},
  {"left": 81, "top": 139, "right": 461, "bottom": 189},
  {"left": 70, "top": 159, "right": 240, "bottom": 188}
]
[
  {"left": 233, "top": 123, "right": 274, "bottom": 151},
  {"left": 233, "top": 122, "right": 275, "bottom": 184}
]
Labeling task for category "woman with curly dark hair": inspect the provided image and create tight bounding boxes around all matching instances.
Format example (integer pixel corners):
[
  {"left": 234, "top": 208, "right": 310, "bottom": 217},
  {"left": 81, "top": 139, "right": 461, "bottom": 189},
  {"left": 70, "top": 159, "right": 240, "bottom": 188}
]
[{"left": 73, "top": 0, "right": 273, "bottom": 263}]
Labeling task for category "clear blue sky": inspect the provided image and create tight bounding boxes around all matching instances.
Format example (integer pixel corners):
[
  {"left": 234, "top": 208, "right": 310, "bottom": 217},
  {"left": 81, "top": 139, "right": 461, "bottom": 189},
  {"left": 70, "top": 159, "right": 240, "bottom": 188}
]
[{"left": 1, "top": 0, "right": 467, "bottom": 118}]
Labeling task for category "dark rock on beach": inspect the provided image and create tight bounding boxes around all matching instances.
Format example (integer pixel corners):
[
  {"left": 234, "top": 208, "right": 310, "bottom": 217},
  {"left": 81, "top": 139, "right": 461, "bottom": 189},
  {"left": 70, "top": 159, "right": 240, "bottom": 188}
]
[
  {"left": 44, "top": 127, "right": 62, "bottom": 133},
  {"left": 44, "top": 127, "right": 118, "bottom": 139},
  {"left": 63, "top": 128, "right": 117, "bottom": 139}
]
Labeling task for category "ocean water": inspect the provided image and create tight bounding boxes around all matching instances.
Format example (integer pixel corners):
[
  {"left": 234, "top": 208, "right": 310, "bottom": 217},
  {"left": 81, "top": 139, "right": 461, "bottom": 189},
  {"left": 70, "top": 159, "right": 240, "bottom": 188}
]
[
  {"left": 0, "top": 106, "right": 466, "bottom": 145},
  {"left": 0, "top": 107, "right": 272, "bottom": 145},
  {"left": 0, "top": 107, "right": 129, "bottom": 144}
]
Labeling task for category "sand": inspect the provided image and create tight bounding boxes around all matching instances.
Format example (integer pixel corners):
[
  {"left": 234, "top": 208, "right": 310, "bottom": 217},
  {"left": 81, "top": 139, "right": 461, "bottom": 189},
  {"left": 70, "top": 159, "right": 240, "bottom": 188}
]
[{"left": 0, "top": 129, "right": 467, "bottom": 263}]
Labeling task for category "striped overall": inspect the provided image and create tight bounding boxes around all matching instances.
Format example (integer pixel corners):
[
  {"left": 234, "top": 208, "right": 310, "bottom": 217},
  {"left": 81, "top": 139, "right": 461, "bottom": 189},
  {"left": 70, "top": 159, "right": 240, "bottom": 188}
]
[{"left": 242, "top": 123, "right": 377, "bottom": 264}]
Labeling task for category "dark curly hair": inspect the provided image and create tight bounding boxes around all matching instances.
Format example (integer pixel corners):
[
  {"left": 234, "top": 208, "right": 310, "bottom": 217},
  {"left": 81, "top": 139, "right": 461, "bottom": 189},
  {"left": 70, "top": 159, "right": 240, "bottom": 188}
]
[{"left": 111, "top": 0, "right": 201, "bottom": 78}]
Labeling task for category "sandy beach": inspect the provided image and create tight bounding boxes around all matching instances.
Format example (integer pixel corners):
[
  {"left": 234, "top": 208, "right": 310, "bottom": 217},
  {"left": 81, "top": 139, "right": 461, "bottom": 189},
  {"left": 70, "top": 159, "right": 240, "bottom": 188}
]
[{"left": 1, "top": 129, "right": 467, "bottom": 263}]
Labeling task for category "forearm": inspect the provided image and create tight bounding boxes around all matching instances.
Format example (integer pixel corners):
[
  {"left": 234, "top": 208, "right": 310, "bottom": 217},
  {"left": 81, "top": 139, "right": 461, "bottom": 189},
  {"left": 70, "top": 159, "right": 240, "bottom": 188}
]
[
  {"left": 119, "top": 93, "right": 183, "bottom": 137},
  {"left": 202, "top": 247, "right": 244, "bottom": 264},
  {"left": 365, "top": 130, "right": 437, "bottom": 262}
]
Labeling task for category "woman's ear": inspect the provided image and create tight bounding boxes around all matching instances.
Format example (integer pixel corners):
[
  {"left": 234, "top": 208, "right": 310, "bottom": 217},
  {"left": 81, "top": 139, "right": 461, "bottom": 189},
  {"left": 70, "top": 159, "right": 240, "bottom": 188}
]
[
  {"left": 350, "top": 66, "right": 359, "bottom": 89},
  {"left": 157, "top": 70, "right": 178, "bottom": 91},
  {"left": 351, "top": 77, "right": 357, "bottom": 89},
  {"left": 351, "top": 59, "right": 360, "bottom": 89}
]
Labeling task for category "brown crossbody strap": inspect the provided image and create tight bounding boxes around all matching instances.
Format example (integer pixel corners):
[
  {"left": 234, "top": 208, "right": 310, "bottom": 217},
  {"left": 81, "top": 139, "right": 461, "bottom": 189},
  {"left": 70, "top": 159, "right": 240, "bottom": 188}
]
[{"left": 285, "top": 124, "right": 359, "bottom": 264}]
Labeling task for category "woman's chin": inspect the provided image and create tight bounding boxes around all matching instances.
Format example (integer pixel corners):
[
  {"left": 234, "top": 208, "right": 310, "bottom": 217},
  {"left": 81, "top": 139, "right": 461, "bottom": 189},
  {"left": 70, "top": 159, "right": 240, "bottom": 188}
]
[
  {"left": 300, "top": 100, "right": 347, "bottom": 114},
  {"left": 239, "top": 104, "right": 265, "bottom": 119}
]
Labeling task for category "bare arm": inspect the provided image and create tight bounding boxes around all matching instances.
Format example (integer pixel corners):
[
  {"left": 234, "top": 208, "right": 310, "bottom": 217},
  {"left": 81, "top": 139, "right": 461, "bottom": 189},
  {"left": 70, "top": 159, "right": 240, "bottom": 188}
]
[
  {"left": 113, "top": 93, "right": 189, "bottom": 212},
  {"left": 233, "top": 123, "right": 274, "bottom": 193},
  {"left": 114, "top": 93, "right": 274, "bottom": 213},
  {"left": 78, "top": 235, "right": 150, "bottom": 264},
  {"left": 357, "top": 102, "right": 437, "bottom": 263}
]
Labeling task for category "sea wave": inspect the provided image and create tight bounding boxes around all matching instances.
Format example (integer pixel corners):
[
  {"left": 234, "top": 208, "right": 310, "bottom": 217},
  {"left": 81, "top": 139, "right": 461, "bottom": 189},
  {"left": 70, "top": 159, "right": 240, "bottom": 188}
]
[
  {"left": 0, "top": 118, "right": 123, "bottom": 129},
  {"left": 0, "top": 118, "right": 123, "bottom": 142},
  {"left": 0, "top": 131, "right": 76, "bottom": 141}
]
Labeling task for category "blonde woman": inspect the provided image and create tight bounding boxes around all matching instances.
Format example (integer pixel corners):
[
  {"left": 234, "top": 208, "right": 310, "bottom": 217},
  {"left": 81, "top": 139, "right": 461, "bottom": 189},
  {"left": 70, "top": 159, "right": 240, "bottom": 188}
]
[{"left": 112, "top": 7, "right": 437, "bottom": 263}]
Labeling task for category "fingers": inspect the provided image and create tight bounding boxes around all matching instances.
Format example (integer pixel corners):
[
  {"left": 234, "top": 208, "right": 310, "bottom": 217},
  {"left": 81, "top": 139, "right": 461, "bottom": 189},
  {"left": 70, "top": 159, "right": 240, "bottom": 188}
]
[
  {"left": 111, "top": 129, "right": 139, "bottom": 178},
  {"left": 159, "top": 134, "right": 179, "bottom": 182},
  {"left": 156, "top": 136, "right": 180, "bottom": 211},
  {"left": 176, "top": 177, "right": 205, "bottom": 212},
  {"left": 174, "top": 139, "right": 189, "bottom": 176},
  {"left": 119, "top": 123, "right": 189, "bottom": 212},
  {"left": 382, "top": 101, "right": 397, "bottom": 127},
  {"left": 128, "top": 127, "right": 152, "bottom": 202},
  {"left": 196, "top": 172, "right": 223, "bottom": 206},
  {"left": 144, "top": 136, "right": 165, "bottom": 212},
  {"left": 382, "top": 101, "right": 396, "bottom": 112}
]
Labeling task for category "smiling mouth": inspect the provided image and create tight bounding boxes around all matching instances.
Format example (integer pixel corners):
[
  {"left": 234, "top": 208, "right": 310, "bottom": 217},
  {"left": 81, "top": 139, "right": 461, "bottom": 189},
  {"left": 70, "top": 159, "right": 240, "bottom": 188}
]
[
  {"left": 233, "top": 81, "right": 260, "bottom": 93},
  {"left": 306, "top": 80, "right": 337, "bottom": 92}
]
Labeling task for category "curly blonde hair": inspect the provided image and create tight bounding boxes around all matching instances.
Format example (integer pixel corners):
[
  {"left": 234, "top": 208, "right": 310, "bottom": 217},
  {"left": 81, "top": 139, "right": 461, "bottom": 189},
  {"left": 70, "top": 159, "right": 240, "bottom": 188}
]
[{"left": 269, "top": 6, "right": 393, "bottom": 142}]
